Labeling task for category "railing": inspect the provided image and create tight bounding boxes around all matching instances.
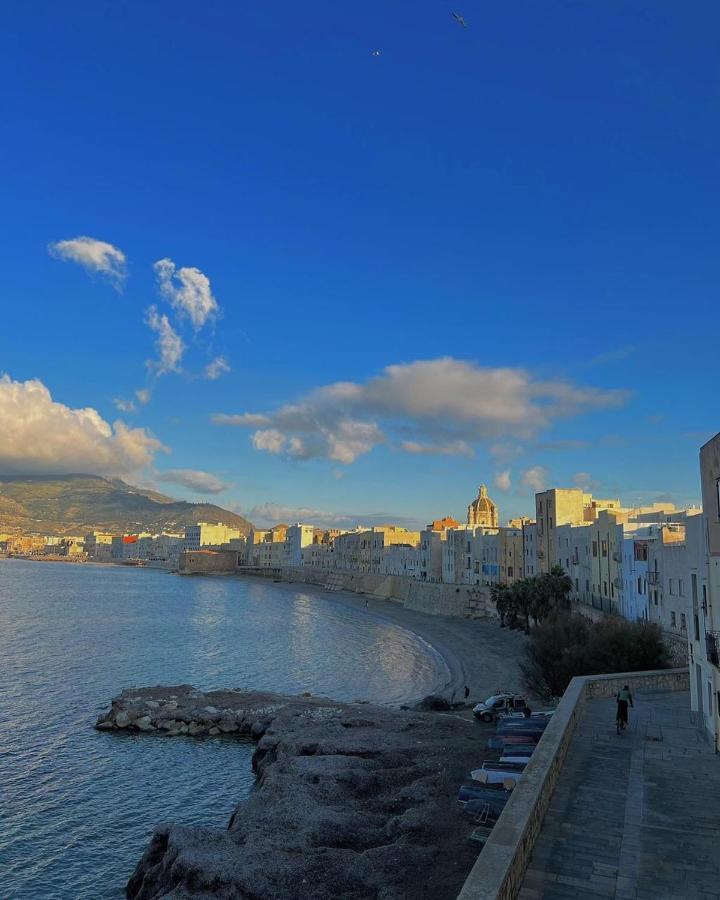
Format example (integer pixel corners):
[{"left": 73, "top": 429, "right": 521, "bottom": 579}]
[
  {"left": 706, "top": 632, "right": 720, "bottom": 667},
  {"left": 648, "top": 571, "right": 659, "bottom": 585}
]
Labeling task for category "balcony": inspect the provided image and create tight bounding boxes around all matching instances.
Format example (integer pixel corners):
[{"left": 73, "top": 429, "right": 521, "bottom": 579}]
[
  {"left": 571, "top": 553, "right": 579, "bottom": 566},
  {"left": 613, "top": 577, "right": 623, "bottom": 590},
  {"left": 706, "top": 632, "right": 720, "bottom": 667},
  {"left": 612, "top": 551, "right": 622, "bottom": 563}
]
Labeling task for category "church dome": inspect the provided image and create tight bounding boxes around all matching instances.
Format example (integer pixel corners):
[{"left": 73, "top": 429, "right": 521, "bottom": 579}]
[{"left": 467, "top": 484, "right": 498, "bottom": 527}]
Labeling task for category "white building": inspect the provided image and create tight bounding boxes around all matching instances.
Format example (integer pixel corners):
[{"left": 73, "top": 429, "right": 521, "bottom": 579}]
[{"left": 284, "top": 524, "right": 315, "bottom": 567}]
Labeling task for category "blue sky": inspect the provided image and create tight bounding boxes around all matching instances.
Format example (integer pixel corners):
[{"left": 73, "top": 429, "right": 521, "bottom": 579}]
[{"left": 0, "top": 1, "right": 717, "bottom": 527}]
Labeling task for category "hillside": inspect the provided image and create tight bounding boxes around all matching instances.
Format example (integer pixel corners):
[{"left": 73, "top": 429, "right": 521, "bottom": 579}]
[{"left": 0, "top": 475, "right": 252, "bottom": 536}]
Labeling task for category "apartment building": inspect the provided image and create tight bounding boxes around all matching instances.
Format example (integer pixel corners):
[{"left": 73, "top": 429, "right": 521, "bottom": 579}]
[
  {"left": 692, "top": 433, "right": 720, "bottom": 746},
  {"left": 184, "top": 522, "right": 244, "bottom": 551}
]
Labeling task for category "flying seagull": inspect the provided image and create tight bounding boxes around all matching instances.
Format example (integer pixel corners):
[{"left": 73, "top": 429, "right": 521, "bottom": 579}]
[
  {"left": 371, "top": 49, "right": 382, "bottom": 57},
  {"left": 452, "top": 12, "right": 468, "bottom": 27}
]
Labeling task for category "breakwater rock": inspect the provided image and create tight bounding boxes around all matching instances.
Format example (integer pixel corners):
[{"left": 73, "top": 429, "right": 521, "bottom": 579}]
[{"left": 96, "top": 685, "right": 484, "bottom": 899}]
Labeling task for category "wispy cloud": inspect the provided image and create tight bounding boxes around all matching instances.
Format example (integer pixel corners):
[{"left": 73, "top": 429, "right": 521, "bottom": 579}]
[
  {"left": 401, "top": 439, "right": 474, "bottom": 457},
  {"left": 157, "top": 468, "right": 228, "bottom": 494},
  {"left": 114, "top": 397, "right": 136, "bottom": 413},
  {"left": 204, "top": 356, "right": 231, "bottom": 380},
  {"left": 145, "top": 305, "right": 185, "bottom": 374},
  {"left": 213, "top": 357, "right": 629, "bottom": 465},
  {"left": 494, "top": 469, "right": 512, "bottom": 492},
  {"left": 590, "top": 345, "right": 635, "bottom": 366},
  {"left": 520, "top": 465, "right": 549, "bottom": 493},
  {"left": 572, "top": 471, "right": 600, "bottom": 491},
  {"left": 49, "top": 236, "right": 127, "bottom": 289},
  {"left": 136, "top": 388, "right": 151, "bottom": 405},
  {"left": 0, "top": 374, "right": 164, "bottom": 476},
  {"left": 245, "top": 502, "right": 419, "bottom": 530},
  {"left": 154, "top": 258, "right": 219, "bottom": 330}
]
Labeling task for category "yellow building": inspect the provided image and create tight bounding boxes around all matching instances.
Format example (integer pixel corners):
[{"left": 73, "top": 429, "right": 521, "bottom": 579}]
[{"left": 467, "top": 485, "right": 498, "bottom": 528}]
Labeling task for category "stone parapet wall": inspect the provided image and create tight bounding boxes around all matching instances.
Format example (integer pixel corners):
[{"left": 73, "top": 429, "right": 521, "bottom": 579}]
[
  {"left": 457, "top": 667, "right": 689, "bottom": 900},
  {"left": 237, "top": 566, "right": 495, "bottom": 620},
  {"left": 179, "top": 551, "right": 238, "bottom": 574}
]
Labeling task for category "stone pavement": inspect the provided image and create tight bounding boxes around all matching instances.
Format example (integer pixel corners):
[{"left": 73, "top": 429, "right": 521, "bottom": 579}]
[{"left": 518, "top": 690, "right": 720, "bottom": 900}]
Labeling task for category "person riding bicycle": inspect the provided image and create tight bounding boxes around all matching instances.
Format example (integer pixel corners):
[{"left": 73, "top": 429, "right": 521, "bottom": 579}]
[{"left": 616, "top": 685, "right": 634, "bottom": 730}]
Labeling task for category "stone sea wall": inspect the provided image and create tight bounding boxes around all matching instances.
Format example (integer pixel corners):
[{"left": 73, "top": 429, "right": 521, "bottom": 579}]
[{"left": 238, "top": 565, "right": 496, "bottom": 620}]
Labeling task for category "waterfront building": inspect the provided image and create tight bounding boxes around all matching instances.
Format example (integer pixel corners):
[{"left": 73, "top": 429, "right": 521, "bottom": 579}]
[
  {"left": 84, "top": 531, "right": 115, "bottom": 560},
  {"left": 692, "top": 433, "right": 720, "bottom": 746},
  {"left": 499, "top": 526, "right": 523, "bottom": 585},
  {"left": 333, "top": 526, "right": 420, "bottom": 575},
  {"left": 467, "top": 485, "right": 498, "bottom": 528},
  {"left": 183, "top": 522, "right": 244, "bottom": 552},
  {"left": 245, "top": 525, "right": 288, "bottom": 568},
  {"left": 284, "top": 524, "right": 315, "bottom": 567},
  {"left": 522, "top": 521, "right": 537, "bottom": 577}
]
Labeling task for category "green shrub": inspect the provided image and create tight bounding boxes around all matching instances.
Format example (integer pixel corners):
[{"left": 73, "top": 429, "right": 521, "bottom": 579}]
[{"left": 521, "top": 613, "right": 672, "bottom": 699}]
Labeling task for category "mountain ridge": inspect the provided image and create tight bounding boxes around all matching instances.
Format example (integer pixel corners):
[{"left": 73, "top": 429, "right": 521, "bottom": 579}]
[{"left": 0, "top": 474, "right": 252, "bottom": 536}]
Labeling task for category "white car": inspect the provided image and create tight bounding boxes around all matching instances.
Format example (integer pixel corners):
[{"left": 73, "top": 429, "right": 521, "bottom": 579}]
[{"left": 472, "top": 693, "right": 523, "bottom": 722}]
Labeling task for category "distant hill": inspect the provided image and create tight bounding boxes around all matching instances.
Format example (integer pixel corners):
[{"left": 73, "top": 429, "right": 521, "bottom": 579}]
[{"left": 0, "top": 474, "right": 252, "bottom": 537}]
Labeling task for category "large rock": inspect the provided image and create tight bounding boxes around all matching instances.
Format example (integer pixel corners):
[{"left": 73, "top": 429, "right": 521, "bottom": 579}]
[
  {"left": 134, "top": 716, "right": 154, "bottom": 732},
  {"left": 111, "top": 684, "right": 486, "bottom": 900}
]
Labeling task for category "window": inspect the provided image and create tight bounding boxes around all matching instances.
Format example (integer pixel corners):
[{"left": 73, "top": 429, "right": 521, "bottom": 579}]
[
  {"left": 586, "top": 580, "right": 590, "bottom": 593},
  {"left": 637, "top": 576, "right": 642, "bottom": 594},
  {"left": 603, "top": 581, "right": 608, "bottom": 596},
  {"left": 681, "top": 613, "right": 687, "bottom": 631},
  {"left": 654, "top": 591, "right": 658, "bottom": 606},
  {"left": 669, "top": 579, "right": 674, "bottom": 596},
  {"left": 601, "top": 540, "right": 608, "bottom": 558},
  {"left": 549, "top": 517, "right": 553, "bottom": 529},
  {"left": 695, "top": 614, "right": 700, "bottom": 642},
  {"left": 671, "top": 611, "right": 676, "bottom": 628},
  {"left": 679, "top": 579, "right": 685, "bottom": 597},
  {"left": 592, "top": 541, "right": 598, "bottom": 558}
]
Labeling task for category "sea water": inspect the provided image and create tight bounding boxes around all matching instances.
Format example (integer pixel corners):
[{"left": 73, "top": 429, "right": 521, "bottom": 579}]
[{"left": 0, "top": 559, "right": 448, "bottom": 899}]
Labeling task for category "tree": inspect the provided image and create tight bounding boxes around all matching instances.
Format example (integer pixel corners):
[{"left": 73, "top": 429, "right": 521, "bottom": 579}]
[{"left": 490, "top": 567, "right": 574, "bottom": 632}]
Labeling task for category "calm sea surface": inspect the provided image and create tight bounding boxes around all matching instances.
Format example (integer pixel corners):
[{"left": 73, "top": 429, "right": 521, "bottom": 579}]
[{"left": 0, "top": 559, "right": 448, "bottom": 899}]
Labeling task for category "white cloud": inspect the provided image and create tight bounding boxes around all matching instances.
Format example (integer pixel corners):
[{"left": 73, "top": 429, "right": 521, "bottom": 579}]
[
  {"left": 136, "top": 388, "right": 151, "bottom": 405},
  {"left": 157, "top": 468, "right": 228, "bottom": 494},
  {"left": 520, "top": 466, "right": 549, "bottom": 493},
  {"left": 154, "top": 258, "right": 219, "bottom": 330},
  {"left": 0, "top": 375, "right": 164, "bottom": 476},
  {"left": 213, "top": 357, "right": 628, "bottom": 464},
  {"left": 49, "top": 236, "right": 127, "bottom": 288},
  {"left": 145, "top": 305, "right": 185, "bottom": 374},
  {"left": 114, "top": 397, "right": 136, "bottom": 413},
  {"left": 204, "top": 356, "right": 231, "bottom": 380},
  {"left": 494, "top": 469, "right": 512, "bottom": 492},
  {"left": 252, "top": 429, "right": 287, "bottom": 453}
]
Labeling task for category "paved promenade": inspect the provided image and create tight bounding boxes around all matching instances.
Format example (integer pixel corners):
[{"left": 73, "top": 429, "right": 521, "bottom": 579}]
[{"left": 519, "top": 689, "right": 720, "bottom": 900}]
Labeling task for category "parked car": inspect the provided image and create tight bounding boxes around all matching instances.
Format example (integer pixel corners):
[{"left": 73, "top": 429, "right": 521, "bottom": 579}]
[{"left": 472, "top": 692, "right": 528, "bottom": 722}]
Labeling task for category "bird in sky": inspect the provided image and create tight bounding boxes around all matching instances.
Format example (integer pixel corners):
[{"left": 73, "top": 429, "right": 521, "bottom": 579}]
[
  {"left": 371, "top": 49, "right": 382, "bottom": 57},
  {"left": 452, "top": 12, "right": 468, "bottom": 28}
]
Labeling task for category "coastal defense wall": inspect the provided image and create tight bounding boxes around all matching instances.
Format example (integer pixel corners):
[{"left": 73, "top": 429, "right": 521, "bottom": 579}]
[
  {"left": 456, "top": 667, "right": 690, "bottom": 900},
  {"left": 179, "top": 551, "right": 238, "bottom": 575},
  {"left": 238, "top": 566, "right": 496, "bottom": 620}
]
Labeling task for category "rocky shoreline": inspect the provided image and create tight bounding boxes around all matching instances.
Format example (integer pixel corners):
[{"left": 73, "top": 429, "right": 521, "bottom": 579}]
[{"left": 96, "top": 684, "right": 491, "bottom": 899}]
